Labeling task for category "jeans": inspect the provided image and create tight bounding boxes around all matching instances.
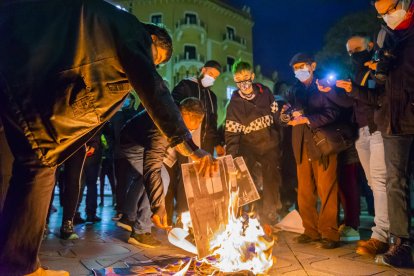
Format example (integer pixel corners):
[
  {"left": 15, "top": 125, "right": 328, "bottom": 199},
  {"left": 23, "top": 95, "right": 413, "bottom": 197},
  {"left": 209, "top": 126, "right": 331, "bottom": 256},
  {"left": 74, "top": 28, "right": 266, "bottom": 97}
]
[
  {"left": 382, "top": 134, "right": 413, "bottom": 239},
  {"left": 121, "top": 145, "right": 152, "bottom": 234},
  {"left": 0, "top": 109, "right": 57, "bottom": 275},
  {"left": 355, "top": 128, "right": 389, "bottom": 242}
]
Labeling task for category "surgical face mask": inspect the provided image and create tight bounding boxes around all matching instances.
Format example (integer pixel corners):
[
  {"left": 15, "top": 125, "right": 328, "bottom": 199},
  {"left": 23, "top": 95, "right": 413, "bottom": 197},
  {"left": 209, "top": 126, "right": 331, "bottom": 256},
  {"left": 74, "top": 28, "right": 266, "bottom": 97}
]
[
  {"left": 201, "top": 74, "right": 215, "bottom": 87},
  {"left": 383, "top": 8, "right": 407, "bottom": 30},
  {"left": 294, "top": 68, "right": 312, "bottom": 82}
]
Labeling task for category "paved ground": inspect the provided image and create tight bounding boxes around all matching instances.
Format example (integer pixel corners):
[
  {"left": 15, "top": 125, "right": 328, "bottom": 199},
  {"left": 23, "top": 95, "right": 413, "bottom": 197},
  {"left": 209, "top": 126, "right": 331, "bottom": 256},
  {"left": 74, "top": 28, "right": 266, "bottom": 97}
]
[{"left": 40, "top": 196, "right": 414, "bottom": 275}]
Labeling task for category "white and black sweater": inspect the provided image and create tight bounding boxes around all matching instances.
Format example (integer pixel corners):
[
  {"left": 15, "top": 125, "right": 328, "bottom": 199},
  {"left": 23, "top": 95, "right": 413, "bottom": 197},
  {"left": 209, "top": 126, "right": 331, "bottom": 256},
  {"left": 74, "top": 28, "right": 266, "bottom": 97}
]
[{"left": 225, "top": 83, "right": 280, "bottom": 157}]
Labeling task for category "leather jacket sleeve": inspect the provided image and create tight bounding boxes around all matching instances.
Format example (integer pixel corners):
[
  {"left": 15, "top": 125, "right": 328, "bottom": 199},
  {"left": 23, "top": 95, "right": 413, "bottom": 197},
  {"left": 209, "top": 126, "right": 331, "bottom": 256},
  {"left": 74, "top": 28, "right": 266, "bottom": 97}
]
[{"left": 116, "top": 21, "right": 190, "bottom": 147}]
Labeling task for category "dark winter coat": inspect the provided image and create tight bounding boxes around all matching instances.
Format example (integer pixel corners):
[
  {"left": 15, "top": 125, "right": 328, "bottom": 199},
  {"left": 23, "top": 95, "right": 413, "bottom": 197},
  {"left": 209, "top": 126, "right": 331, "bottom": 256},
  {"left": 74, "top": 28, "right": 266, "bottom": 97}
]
[{"left": 287, "top": 79, "right": 341, "bottom": 164}]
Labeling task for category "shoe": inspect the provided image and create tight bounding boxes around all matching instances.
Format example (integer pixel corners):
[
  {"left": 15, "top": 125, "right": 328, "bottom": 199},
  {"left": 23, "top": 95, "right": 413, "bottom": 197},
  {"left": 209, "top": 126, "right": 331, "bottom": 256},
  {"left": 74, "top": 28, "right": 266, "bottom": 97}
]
[
  {"left": 24, "top": 267, "right": 69, "bottom": 276},
  {"left": 339, "top": 225, "right": 360, "bottom": 242},
  {"left": 376, "top": 237, "right": 413, "bottom": 268},
  {"left": 112, "top": 212, "right": 123, "bottom": 221},
  {"left": 319, "top": 238, "right": 340, "bottom": 249},
  {"left": 128, "top": 232, "right": 161, "bottom": 248},
  {"left": 60, "top": 220, "right": 79, "bottom": 240},
  {"left": 116, "top": 217, "right": 134, "bottom": 232},
  {"left": 86, "top": 215, "right": 101, "bottom": 223},
  {"left": 293, "top": 234, "right": 320, "bottom": 244},
  {"left": 73, "top": 212, "right": 85, "bottom": 225},
  {"left": 356, "top": 238, "right": 388, "bottom": 257},
  {"left": 99, "top": 202, "right": 104, "bottom": 207}
]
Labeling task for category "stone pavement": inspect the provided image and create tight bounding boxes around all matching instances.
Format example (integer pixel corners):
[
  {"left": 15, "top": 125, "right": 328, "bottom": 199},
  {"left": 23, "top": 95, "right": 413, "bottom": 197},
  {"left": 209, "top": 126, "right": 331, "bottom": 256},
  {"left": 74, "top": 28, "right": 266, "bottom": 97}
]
[{"left": 40, "top": 197, "right": 414, "bottom": 276}]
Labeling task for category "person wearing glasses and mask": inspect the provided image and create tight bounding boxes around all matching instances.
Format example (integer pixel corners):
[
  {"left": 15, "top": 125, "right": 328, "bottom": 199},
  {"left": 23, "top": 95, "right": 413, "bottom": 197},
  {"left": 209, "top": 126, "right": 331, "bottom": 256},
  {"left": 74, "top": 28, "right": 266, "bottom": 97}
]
[
  {"left": 225, "top": 60, "right": 282, "bottom": 226},
  {"left": 349, "top": 0, "right": 414, "bottom": 267}
]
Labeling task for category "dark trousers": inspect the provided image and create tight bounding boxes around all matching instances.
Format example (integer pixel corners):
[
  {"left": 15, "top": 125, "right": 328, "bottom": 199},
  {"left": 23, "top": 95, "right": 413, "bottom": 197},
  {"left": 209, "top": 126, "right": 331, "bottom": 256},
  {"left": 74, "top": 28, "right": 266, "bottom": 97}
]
[
  {"left": 297, "top": 146, "right": 339, "bottom": 241},
  {"left": 99, "top": 157, "right": 116, "bottom": 205},
  {"left": 0, "top": 110, "right": 57, "bottom": 275},
  {"left": 79, "top": 150, "right": 101, "bottom": 217},
  {"left": 240, "top": 148, "right": 282, "bottom": 224},
  {"left": 338, "top": 162, "right": 360, "bottom": 229},
  {"left": 382, "top": 134, "right": 414, "bottom": 239},
  {"left": 61, "top": 146, "right": 86, "bottom": 221},
  {"left": 114, "top": 157, "right": 132, "bottom": 214}
]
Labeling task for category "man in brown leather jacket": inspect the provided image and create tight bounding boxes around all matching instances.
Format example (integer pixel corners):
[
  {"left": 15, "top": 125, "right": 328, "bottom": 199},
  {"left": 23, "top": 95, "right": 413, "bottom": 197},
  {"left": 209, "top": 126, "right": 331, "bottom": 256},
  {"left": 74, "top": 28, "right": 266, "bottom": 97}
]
[{"left": 0, "top": 1, "right": 216, "bottom": 275}]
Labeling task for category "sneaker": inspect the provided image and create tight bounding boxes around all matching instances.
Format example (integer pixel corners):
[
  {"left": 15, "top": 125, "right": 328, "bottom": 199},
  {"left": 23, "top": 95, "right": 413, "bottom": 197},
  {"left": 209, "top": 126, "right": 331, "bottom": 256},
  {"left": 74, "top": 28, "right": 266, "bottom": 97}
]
[
  {"left": 73, "top": 212, "right": 85, "bottom": 225},
  {"left": 116, "top": 217, "right": 134, "bottom": 232},
  {"left": 86, "top": 215, "right": 101, "bottom": 223},
  {"left": 128, "top": 232, "right": 161, "bottom": 248},
  {"left": 319, "top": 238, "right": 340, "bottom": 249},
  {"left": 294, "top": 234, "right": 320, "bottom": 244},
  {"left": 356, "top": 238, "right": 388, "bottom": 257},
  {"left": 112, "top": 212, "right": 123, "bottom": 221},
  {"left": 339, "top": 225, "right": 360, "bottom": 242},
  {"left": 376, "top": 237, "right": 413, "bottom": 268},
  {"left": 60, "top": 220, "right": 79, "bottom": 240},
  {"left": 25, "top": 267, "right": 69, "bottom": 276}
]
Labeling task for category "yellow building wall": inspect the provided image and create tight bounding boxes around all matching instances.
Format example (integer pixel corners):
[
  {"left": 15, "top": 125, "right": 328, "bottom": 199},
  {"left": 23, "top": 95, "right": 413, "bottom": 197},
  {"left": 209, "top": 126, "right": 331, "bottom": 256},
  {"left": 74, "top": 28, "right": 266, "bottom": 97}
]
[{"left": 113, "top": 0, "right": 273, "bottom": 125}]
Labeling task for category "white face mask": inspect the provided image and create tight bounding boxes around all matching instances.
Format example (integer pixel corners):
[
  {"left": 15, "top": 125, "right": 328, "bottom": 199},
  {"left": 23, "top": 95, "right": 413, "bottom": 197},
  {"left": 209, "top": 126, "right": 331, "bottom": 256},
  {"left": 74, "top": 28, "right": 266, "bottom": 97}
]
[
  {"left": 201, "top": 74, "right": 215, "bottom": 87},
  {"left": 294, "top": 68, "right": 312, "bottom": 82},
  {"left": 383, "top": 9, "right": 407, "bottom": 30}
]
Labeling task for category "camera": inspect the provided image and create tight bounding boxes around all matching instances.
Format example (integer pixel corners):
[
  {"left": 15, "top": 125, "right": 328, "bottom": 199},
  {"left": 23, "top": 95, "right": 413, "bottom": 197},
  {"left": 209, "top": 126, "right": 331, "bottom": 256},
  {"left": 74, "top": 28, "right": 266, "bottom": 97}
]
[
  {"left": 373, "top": 48, "right": 396, "bottom": 83},
  {"left": 280, "top": 105, "right": 303, "bottom": 124}
]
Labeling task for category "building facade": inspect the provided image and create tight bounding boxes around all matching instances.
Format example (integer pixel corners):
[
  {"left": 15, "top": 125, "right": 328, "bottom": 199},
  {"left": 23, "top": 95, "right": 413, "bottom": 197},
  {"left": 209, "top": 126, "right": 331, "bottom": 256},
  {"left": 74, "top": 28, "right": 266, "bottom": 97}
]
[{"left": 113, "top": 0, "right": 274, "bottom": 124}]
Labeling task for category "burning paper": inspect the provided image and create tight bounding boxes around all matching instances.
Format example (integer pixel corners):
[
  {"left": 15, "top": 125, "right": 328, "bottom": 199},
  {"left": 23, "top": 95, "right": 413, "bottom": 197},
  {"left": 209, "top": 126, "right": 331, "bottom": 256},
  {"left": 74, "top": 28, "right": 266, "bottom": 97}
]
[{"left": 176, "top": 155, "right": 274, "bottom": 274}]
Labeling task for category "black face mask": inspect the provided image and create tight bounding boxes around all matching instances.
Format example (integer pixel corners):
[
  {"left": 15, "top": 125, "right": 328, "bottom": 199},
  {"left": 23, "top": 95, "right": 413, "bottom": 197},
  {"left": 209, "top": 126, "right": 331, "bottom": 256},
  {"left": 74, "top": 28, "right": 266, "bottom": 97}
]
[{"left": 351, "top": 50, "right": 372, "bottom": 67}]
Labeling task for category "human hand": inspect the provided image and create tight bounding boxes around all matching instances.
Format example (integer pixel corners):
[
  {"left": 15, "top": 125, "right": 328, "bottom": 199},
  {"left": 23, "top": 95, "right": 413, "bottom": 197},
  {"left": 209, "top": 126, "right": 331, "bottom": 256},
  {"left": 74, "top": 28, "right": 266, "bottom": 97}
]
[
  {"left": 316, "top": 79, "right": 332, "bottom": 93},
  {"left": 336, "top": 80, "right": 353, "bottom": 93},
  {"left": 287, "top": 116, "right": 309, "bottom": 126},
  {"left": 151, "top": 205, "right": 171, "bottom": 231},
  {"left": 86, "top": 146, "right": 95, "bottom": 157},
  {"left": 215, "top": 145, "right": 226, "bottom": 157},
  {"left": 364, "top": 61, "right": 377, "bottom": 71},
  {"left": 190, "top": 149, "right": 219, "bottom": 177}
]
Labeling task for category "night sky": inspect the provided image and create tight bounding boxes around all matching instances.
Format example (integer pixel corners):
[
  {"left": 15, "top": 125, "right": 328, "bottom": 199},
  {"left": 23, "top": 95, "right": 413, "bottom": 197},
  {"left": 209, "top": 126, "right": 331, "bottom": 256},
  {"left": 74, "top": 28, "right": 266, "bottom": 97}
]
[{"left": 226, "top": 0, "right": 372, "bottom": 82}]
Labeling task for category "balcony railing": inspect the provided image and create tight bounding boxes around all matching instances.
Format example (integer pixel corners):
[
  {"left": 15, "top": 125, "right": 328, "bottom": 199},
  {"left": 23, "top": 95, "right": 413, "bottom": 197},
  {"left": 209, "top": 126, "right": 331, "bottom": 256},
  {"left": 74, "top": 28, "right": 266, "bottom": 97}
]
[
  {"left": 175, "top": 53, "right": 205, "bottom": 64},
  {"left": 223, "top": 33, "right": 246, "bottom": 46},
  {"left": 175, "top": 18, "right": 206, "bottom": 29}
]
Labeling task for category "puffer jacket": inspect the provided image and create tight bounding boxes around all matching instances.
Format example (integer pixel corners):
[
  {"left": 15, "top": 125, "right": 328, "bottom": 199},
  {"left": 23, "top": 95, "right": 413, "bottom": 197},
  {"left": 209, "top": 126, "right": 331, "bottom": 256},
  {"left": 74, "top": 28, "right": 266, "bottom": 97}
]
[{"left": 0, "top": 0, "right": 189, "bottom": 166}]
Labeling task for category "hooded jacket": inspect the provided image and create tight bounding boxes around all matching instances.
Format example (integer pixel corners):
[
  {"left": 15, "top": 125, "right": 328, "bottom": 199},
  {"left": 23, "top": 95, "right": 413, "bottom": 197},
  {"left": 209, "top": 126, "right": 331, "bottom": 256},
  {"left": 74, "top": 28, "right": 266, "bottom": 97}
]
[{"left": 0, "top": 0, "right": 189, "bottom": 166}]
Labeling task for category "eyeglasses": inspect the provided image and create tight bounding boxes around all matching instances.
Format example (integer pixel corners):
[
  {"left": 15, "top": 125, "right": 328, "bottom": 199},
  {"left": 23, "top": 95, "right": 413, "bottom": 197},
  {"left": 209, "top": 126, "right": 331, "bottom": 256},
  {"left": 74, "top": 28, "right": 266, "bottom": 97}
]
[
  {"left": 235, "top": 79, "right": 252, "bottom": 86},
  {"left": 376, "top": 0, "right": 401, "bottom": 18}
]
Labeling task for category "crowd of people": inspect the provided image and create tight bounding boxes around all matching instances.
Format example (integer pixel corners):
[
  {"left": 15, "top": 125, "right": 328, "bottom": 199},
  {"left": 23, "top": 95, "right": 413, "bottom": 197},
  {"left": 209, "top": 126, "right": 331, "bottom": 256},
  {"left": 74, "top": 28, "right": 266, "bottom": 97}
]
[{"left": 0, "top": 0, "right": 413, "bottom": 275}]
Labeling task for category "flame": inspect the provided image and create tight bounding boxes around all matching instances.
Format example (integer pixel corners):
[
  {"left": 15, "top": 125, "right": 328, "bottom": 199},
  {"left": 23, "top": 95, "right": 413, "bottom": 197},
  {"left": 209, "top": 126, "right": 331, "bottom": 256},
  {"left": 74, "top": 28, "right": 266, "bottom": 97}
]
[{"left": 206, "top": 192, "right": 275, "bottom": 274}]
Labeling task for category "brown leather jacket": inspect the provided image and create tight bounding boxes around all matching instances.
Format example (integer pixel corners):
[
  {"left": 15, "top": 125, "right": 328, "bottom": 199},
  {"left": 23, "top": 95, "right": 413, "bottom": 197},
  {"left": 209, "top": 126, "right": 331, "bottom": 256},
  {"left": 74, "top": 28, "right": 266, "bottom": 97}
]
[{"left": 0, "top": 0, "right": 189, "bottom": 166}]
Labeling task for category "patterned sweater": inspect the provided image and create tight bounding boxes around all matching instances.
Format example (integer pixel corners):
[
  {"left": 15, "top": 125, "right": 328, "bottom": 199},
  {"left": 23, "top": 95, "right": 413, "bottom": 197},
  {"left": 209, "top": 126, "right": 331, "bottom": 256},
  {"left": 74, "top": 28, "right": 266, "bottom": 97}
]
[{"left": 225, "top": 83, "right": 280, "bottom": 157}]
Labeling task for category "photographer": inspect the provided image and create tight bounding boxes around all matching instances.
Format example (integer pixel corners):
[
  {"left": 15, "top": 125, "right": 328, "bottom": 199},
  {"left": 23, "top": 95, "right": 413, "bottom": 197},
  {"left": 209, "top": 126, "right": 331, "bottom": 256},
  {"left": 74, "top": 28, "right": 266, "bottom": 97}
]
[
  {"left": 335, "top": 33, "right": 390, "bottom": 258},
  {"left": 282, "top": 53, "right": 341, "bottom": 249},
  {"left": 370, "top": 0, "right": 413, "bottom": 268}
]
